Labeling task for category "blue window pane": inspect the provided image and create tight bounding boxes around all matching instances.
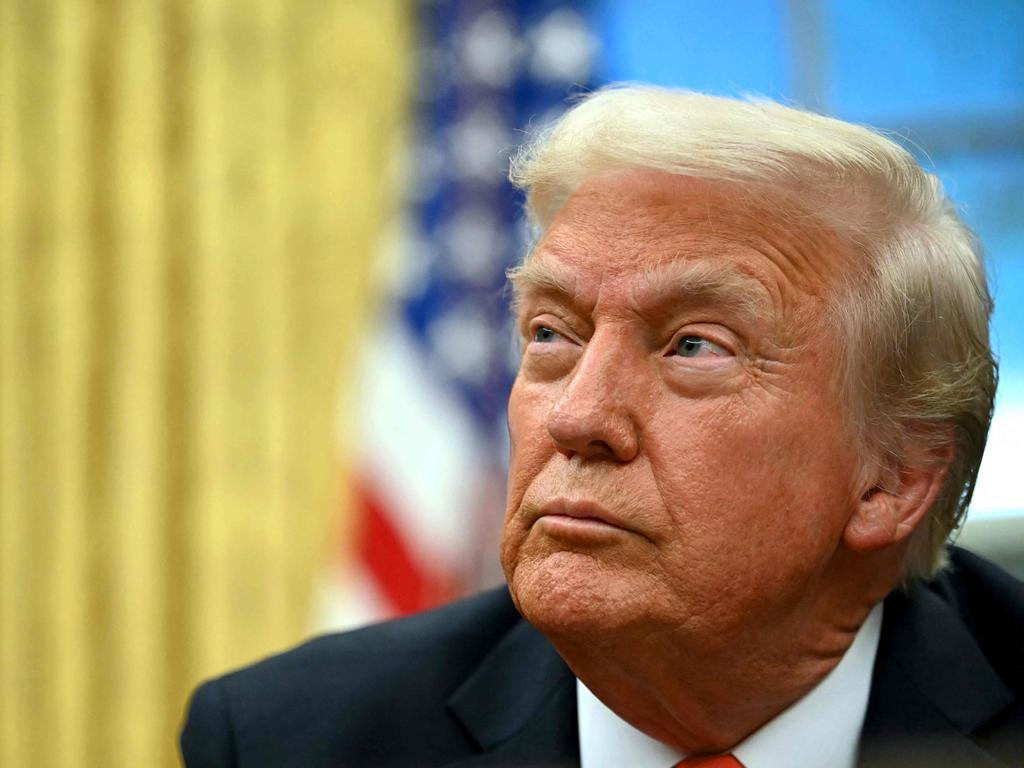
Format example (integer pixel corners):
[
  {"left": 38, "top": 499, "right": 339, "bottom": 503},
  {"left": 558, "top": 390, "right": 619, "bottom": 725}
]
[
  {"left": 595, "top": 0, "right": 791, "bottom": 98},
  {"left": 827, "top": 0, "right": 1024, "bottom": 122},
  {"left": 935, "top": 152, "right": 1024, "bottom": 397}
]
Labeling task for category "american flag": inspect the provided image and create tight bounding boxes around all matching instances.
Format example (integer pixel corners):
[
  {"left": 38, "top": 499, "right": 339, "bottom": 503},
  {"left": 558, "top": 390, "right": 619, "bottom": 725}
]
[{"left": 318, "top": 0, "right": 600, "bottom": 628}]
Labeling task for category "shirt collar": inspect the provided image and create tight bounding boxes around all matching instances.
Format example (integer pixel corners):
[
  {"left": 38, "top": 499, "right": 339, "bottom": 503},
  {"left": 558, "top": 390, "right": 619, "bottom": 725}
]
[{"left": 578, "top": 602, "right": 884, "bottom": 768}]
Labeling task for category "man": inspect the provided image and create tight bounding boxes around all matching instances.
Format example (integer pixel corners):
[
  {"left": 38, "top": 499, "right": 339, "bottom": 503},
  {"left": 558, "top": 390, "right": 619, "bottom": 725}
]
[{"left": 181, "top": 87, "right": 1023, "bottom": 767}]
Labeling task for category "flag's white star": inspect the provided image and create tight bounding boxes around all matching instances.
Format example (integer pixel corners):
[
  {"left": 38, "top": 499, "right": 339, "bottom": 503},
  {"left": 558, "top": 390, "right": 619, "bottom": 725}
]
[{"left": 529, "top": 8, "right": 598, "bottom": 83}]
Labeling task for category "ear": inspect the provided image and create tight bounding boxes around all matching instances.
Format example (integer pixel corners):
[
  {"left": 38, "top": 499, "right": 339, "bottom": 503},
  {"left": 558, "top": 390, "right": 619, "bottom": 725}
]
[{"left": 844, "top": 442, "right": 953, "bottom": 553}]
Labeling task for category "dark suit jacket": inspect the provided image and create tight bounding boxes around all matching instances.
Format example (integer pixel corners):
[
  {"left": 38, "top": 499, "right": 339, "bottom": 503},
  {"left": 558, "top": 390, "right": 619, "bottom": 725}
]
[{"left": 181, "top": 548, "right": 1023, "bottom": 767}]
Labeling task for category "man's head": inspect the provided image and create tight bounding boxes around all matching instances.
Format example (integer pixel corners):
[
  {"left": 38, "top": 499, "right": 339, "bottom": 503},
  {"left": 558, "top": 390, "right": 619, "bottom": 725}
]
[{"left": 498, "top": 87, "right": 995, "bottom": 664}]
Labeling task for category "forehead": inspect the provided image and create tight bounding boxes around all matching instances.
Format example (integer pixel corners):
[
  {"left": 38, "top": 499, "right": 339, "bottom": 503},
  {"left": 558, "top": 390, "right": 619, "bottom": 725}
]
[{"left": 520, "top": 169, "right": 851, "bottom": 312}]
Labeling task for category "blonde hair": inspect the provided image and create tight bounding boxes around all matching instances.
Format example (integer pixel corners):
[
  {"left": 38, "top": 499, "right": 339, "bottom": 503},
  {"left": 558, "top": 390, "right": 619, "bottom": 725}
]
[{"left": 509, "top": 85, "right": 996, "bottom": 579}]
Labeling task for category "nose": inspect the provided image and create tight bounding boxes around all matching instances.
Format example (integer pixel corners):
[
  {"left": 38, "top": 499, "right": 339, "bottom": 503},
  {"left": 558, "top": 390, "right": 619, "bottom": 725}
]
[{"left": 545, "top": 331, "right": 641, "bottom": 462}]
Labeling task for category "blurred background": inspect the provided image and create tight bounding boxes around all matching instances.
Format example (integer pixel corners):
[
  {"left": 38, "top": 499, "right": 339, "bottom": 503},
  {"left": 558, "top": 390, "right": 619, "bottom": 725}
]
[{"left": 1, "top": 1, "right": 1021, "bottom": 766}]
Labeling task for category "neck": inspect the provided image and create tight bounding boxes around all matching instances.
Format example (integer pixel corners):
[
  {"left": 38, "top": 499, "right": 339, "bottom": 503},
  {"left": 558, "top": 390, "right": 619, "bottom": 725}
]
[{"left": 551, "top": 548, "right": 900, "bottom": 754}]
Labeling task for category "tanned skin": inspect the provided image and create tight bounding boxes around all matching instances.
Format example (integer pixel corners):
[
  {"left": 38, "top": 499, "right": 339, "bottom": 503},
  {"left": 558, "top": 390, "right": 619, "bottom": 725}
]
[{"left": 501, "top": 169, "right": 949, "bottom": 755}]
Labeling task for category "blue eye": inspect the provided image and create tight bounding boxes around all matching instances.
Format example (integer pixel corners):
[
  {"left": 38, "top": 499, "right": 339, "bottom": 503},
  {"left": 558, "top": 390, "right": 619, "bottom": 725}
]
[
  {"left": 675, "top": 335, "right": 730, "bottom": 358},
  {"left": 533, "top": 326, "right": 561, "bottom": 343}
]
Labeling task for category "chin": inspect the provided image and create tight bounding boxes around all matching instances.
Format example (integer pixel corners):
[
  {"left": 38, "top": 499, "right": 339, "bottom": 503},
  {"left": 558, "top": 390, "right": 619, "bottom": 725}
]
[{"left": 507, "top": 550, "right": 646, "bottom": 639}]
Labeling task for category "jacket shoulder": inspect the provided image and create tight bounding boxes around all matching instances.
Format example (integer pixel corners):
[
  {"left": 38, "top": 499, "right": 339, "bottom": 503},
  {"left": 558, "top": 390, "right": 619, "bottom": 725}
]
[
  {"left": 930, "top": 546, "right": 1024, "bottom": 692},
  {"left": 217, "top": 585, "right": 519, "bottom": 699},
  {"left": 181, "top": 587, "right": 521, "bottom": 767}
]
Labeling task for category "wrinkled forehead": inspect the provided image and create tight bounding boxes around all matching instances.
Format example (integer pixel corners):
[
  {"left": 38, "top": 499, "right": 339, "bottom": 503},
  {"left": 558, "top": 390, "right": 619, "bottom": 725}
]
[{"left": 517, "top": 169, "right": 858, "bottom": 307}]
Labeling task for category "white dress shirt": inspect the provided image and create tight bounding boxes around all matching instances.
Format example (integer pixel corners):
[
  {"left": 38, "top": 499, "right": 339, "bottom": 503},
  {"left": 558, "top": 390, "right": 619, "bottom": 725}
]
[{"left": 578, "top": 602, "right": 883, "bottom": 768}]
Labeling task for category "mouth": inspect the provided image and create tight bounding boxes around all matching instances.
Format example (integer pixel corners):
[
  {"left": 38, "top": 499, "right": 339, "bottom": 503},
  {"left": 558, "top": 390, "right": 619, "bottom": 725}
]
[{"left": 533, "top": 498, "right": 633, "bottom": 543}]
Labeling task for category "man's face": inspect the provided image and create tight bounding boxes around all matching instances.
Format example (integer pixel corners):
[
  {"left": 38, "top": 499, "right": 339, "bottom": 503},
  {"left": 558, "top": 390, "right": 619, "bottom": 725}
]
[{"left": 501, "top": 169, "right": 866, "bottom": 648}]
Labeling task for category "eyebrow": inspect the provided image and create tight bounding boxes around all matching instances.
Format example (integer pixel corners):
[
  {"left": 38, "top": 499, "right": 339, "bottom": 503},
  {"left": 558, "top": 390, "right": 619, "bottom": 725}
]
[
  {"left": 507, "top": 258, "right": 574, "bottom": 303},
  {"left": 507, "top": 256, "right": 774, "bottom": 326}
]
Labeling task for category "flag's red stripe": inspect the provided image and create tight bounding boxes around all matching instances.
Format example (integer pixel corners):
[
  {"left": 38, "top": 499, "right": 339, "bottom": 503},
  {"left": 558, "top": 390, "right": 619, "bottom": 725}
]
[{"left": 355, "top": 477, "right": 454, "bottom": 615}]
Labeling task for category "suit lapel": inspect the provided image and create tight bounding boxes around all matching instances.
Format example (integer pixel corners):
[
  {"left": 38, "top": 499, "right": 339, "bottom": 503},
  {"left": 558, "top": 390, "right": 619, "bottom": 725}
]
[
  {"left": 445, "top": 617, "right": 579, "bottom": 767},
  {"left": 859, "top": 583, "right": 1015, "bottom": 767}
]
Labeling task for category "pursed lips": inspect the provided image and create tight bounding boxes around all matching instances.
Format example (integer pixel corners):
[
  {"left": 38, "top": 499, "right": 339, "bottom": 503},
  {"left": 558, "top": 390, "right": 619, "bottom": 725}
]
[{"left": 532, "top": 498, "right": 637, "bottom": 537}]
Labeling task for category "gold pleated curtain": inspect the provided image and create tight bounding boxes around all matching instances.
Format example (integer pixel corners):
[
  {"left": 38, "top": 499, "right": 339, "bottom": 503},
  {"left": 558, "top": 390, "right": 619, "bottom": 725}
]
[{"left": 0, "top": 2, "right": 411, "bottom": 766}]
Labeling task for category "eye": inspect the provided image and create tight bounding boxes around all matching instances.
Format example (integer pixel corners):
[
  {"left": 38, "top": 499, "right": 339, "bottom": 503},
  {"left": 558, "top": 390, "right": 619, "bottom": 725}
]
[
  {"left": 533, "top": 326, "right": 562, "bottom": 343},
  {"left": 672, "top": 335, "right": 729, "bottom": 358}
]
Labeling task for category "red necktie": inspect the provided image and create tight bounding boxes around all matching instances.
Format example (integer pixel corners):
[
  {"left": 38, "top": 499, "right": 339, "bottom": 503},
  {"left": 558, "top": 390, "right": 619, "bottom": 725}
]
[{"left": 674, "top": 755, "right": 744, "bottom": 767}]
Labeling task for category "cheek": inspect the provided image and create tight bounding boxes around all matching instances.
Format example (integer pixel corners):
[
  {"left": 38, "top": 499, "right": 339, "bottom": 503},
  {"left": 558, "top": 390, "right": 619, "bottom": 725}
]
[
  {"left": 505, "top": 379, "right": 555, "bottom": 511},
  {"left": 651, "top": 395, "right": 858, "bottom": 575}
]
